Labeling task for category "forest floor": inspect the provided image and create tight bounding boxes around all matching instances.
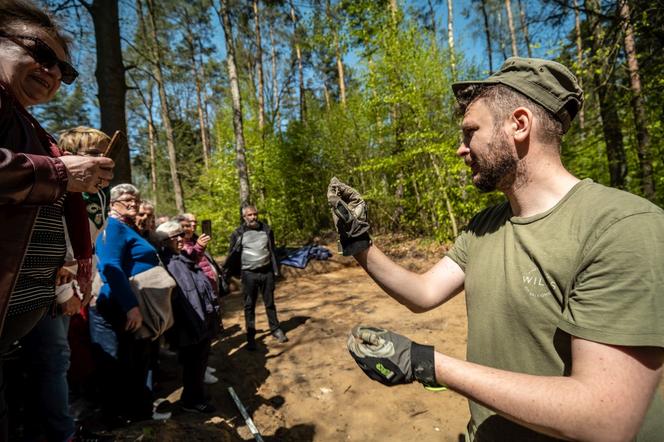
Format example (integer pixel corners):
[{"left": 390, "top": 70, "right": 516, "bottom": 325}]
[
  {"left": 97, "top": 233, "right": 664, "bottom": 441},
  {"left": 101, "top": 234, "right": 470, "bottom": 441}
]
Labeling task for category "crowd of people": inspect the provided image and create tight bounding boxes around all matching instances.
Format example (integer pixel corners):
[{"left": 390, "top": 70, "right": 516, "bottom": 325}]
[{"left": 0, "top": 1, "right": 289, "bottom": 439}]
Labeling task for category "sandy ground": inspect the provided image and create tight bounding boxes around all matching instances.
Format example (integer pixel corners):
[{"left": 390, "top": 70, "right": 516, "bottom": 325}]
[
  {"left": 107, "top": 238, "right": 470, "bottom": 441},
  {"left": 106, "top": 237, "right": 664, "bottom": 441}
]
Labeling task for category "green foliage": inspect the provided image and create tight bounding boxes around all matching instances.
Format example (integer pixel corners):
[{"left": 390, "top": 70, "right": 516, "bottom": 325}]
[
  {"left": 46, "top": 0, "right": 664, "bottom": 257},
  {"left": 188, "top": 11, "right": 492, "bottom": 252}
]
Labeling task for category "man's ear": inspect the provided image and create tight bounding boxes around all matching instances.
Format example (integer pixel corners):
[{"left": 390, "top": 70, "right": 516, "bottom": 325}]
[{"left": 511, "top": 107, "right": 532, "bottom": 143}]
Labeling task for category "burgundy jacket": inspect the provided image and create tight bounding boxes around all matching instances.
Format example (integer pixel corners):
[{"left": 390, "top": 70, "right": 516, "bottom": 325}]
[{"left": 0, "top": 83, "right": 92, "bottom": 331}]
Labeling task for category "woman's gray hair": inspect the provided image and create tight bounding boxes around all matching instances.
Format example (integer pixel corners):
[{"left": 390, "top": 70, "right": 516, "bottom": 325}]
[
  {"left": 156, "top": 220, "right": 183, "bottom": 241},
  {"left": 110, "top": 183, "right": 140, "bottom": 202}
]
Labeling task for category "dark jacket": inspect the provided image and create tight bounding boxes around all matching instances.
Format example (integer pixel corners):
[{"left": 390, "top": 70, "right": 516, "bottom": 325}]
[
  {"left": 224, "top": 221, "right": 280, "bottom": 278},
  {"left": 0, "top": 83, "right": 92, "bottom": 331},
  {"left": 162, "top": 250, "right": 219, "bottom": 347}
]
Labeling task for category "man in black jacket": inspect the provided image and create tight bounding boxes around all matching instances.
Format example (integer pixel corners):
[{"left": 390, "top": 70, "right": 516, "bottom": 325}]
[{"left": 226, "top": 205, "right": 287, "bottom": 350}]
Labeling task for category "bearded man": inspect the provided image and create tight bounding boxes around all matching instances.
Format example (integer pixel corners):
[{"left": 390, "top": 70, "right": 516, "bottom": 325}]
[{"left": 330, "top": 57, "right": 663, "bottom": 441}]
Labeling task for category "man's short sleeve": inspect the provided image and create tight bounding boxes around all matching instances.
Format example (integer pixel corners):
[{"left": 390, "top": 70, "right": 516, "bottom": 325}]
[
  {"left": 558, "top": 212, "right": 664, "bottom": 347},
  {"left": 446, "top": 229, "right": 470, "bottom": 272}
]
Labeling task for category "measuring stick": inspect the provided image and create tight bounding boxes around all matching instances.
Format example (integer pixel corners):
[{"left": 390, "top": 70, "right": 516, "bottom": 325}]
[{"left": 228, "top": 386, "right": 264, "bottom": 442}]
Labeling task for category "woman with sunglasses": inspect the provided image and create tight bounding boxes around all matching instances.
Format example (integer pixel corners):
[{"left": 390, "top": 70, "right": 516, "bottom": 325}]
[
  {"left": 0, "top": 1, "right": 115, "bottom": 336},
  {"left": 0, "top": 0, "right": 115, "bottom": 438}
]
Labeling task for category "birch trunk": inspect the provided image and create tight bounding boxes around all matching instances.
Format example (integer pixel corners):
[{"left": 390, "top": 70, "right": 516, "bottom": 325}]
[
  {"left": 335, "top": 39, "right": 346, "bottom": 105},
  {"left": 505, "top": 0, "right": 519, "bottom": 57},
  {"left": 145, "top": 84, "right": 158, "bottom": 205},
  {"left": 217, "top": 0, "right": 251, "bottom": 206},
  {"left": 326, "top": 0, "right": 346, "bottom": 105},
  {"left": 183, "top": 22, "right": 210, "bottom": 169},
  {"left": 447, "top": 0, "right": 457, "bottom": 78},
  {"left": 516, "top": 0, "right": 531, "bottom": 57},
  {"left": 268, "top": 19, "right": 280, "bottom": 131},
  {"left": 253, "top": 0, "right": 266, "bottom": 132},
  {"left": 290, "top": 1, "right": 306, "bottom": 122},
  {"left": 144, "top": 0, "right": 185, "bottom": 212}
]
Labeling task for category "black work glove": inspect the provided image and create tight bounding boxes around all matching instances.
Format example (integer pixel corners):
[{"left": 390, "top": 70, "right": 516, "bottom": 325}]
[
  {"left": 327, "top": 177, "right": 371, "bottom": 256},
  {"left": 347, "top": 325, "right": 442, "bottom": 388}
]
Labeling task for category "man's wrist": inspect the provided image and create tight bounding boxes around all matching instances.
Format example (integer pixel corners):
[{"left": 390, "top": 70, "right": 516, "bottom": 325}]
[
  {"left": 340, "top": 232, "right": 372, "bottom": 256},
  {"left": 411, "top": 342, "right": 446, "bottom": 388}
]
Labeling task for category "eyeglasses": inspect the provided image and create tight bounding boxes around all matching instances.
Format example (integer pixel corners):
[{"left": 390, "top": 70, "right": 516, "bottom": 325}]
[
  {"left": 0, "top": 31, "right": 78, "bottom": 84},
  {"left": 113, "top": 197, "right": 140, "bottom": 206}
]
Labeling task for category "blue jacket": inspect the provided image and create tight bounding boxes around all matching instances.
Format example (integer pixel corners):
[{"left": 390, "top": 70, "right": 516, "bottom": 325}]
[{"left": 96, "top": 217, "right": 159, "bottom": 312}]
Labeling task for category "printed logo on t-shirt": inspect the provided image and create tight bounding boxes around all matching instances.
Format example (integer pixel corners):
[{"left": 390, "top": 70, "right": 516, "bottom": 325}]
[{"left": 521, "top": 268, "right": 557, "bottom": 298}]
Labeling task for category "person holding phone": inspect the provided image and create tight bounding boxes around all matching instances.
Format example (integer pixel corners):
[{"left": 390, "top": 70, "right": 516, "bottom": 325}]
[{"left": 177, "top": 214, "right": 222, "bottom": 298}]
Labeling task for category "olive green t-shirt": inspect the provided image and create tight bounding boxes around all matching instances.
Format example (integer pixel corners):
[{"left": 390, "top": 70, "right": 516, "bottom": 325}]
[{"left": 446, "top": 179, "right": 664, "bottom": 441}]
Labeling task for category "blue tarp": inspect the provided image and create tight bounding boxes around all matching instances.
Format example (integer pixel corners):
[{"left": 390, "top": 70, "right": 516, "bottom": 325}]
[{"left": 278, "top": 245, "right": 333, "bottom": 269}]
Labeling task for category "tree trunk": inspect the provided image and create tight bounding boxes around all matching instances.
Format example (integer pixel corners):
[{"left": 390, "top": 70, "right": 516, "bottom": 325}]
[
  {"left": 81, "top": 0, "right": 130, "bottom": 183},
  {"left": 427, "top": 0, "right": 438, "bottom": 36},
  {"left": 268, "top": 18, "right": 280, "bottom": 131},
  {"left": 389, "top": 0, "right": 398, "bottom": 22},
  {"left": 497, "top": 9, "right": 509, "bottom": 60},
  {"left": 586, "top": 0, "right": 627, "bottom": 188},
  {"left": 183, "top": 21, "right": 210, "bottom": 169},
  {"left": 504, "top": 0, "right": 519, "bottom": 57},
  {"left": 479, "top": 0, "right": 494, "bottom": 73},
  {"left": 326, "top": 0, "right": 346, "bottom": 105},
  {"left": 620, "top": 0, "right": 655, "bottom": 199},
  {"left": 446, "top": 0, "right": 457, "bottom": 79},
  {"left": 217, "top": 0, "right": 251, "bottom": 207},
  {"left": 289, "top": 1, "right": 306, "bottom": 123},
  {"left": 429, "top": 153, "right": 458, "bottom": 237},
  {"left": 253, "top": 0, "right": 266, "bottom": 132},
  {"left": 144, "top": 0, "right": 185, "bottom": 212},
  {"left": 197, "top": 39, "right": 213, "bottom": 151},
  {"left": 194, "top": 60, "right": 210, "bottom": 169},
  {"left": 516, "top": 0, "right": 531, "bottom": 57},
  {"left": 322, "top": 82, "right": 331, "bottom": 110},
  {"left": 573, "top": 0, "right": 585, "bottom": 129},
  {"left": 145, "top": 83, "right": 158, "bottom": 206},
  {"left": 335, "top": 42, "right": 347, "bottom": 106},
  {"left": 411, "top": 174, "right": 429, "bottom": 229}
]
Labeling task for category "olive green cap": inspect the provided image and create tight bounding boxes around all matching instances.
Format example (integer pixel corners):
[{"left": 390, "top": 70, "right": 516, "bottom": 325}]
[{"left": 452, "top": 57, "right": 584, "bottom": 132}]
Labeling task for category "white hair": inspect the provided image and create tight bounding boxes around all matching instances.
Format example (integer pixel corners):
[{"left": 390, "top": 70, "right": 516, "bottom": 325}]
[{"left": 110, "top": 183, "right": 140, "bottom": 202}]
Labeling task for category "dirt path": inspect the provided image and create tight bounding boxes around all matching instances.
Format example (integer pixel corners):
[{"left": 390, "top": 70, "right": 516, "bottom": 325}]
[
  {"left": 110, "top": 239, "right": 663, "bottom": 441},
  {"left": 118, "top": 242, "right": 469, "bottom": 441}
]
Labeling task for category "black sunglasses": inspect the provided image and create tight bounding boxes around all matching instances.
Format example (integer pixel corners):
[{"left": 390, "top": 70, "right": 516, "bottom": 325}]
[{"left": 0, "top": 32, "right": 78, "bottom": 84}]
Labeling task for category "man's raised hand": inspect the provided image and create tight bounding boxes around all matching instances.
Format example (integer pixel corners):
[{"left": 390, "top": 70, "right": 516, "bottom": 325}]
[{"left": 326, "top": 177, "right": 371, "bottom": 256}]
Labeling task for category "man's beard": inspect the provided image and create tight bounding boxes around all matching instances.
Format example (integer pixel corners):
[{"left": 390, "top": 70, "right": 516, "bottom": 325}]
[{"left": 472, "top": 130, "right": 519, "bottom": 192}]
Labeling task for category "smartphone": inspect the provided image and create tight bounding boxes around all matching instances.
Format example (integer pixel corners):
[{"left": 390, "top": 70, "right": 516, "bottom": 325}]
[
  {"left": 201, "top": 219, "right": 212, "bottom": 237},
  {"left": 103, "top": 130, "right": 127, "bottom": 159}
]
